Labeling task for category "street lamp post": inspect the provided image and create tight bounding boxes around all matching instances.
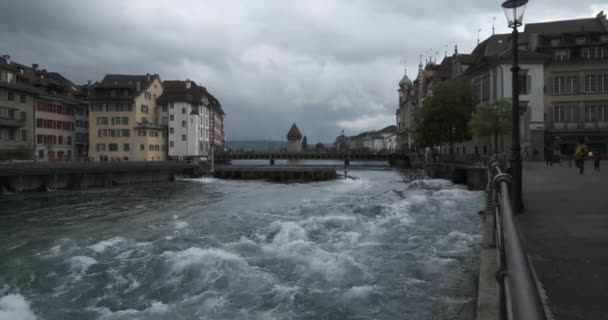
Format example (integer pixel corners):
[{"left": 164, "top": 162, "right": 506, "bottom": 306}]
[{"left": 502, "top": 0, "right": 527, "bottom": 212}]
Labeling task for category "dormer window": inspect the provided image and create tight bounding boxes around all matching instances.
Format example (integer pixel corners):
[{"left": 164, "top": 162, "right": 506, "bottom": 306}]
[
  {"left": 576, "top": 36, "right": 586, "bottom": 45},
  {"left": 550, "top": 38, "right": 561, "bottom": 47},
  {"left": 110, "top": 90, "right": 116, "bottom": 97},
  {"left": 123, "top": 89, "right": 128, "bottom": 96}
]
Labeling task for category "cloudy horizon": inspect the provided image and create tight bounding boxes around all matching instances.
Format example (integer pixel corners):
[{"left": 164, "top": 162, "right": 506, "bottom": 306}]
[{"left": 0, "top": 0, "right": 604, "bottom": 143}]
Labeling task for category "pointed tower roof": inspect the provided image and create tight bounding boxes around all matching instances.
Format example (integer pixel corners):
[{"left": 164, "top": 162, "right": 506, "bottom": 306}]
[
  {"left": 286, "top": 123, "right": 303, "bottom": 140},
  {"left": 398, "top": 68, "right": 412, "bottom": 88}
]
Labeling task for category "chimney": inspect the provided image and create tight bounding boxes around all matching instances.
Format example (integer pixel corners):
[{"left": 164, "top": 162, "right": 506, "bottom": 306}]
[
  {"left": 136, "top": 81, "right": 141, "bottom": 91},
  {"left": 186, "top": 79, "right": 191, "bottom": 89},
  {"left": 146, "top": 73, "right": 150, "bottom": 81},
  {"left": 528, "top": 33, "right": 539, "bottom": 52},
  {"left": 32, "top": 63, "right": 38, "bottom": 70}
]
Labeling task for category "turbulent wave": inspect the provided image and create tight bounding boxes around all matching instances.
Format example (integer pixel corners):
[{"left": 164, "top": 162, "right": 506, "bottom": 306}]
[{"left": 0, "top": 170, "right": 483, "bottom": 319}]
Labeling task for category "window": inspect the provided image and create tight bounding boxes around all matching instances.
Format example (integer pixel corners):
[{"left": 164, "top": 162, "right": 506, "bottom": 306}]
[
  {"left": 181, "top": 120, "right": 186, "bottom": 127},
  {"left": 140, "top": 144, "right": 145, "bottom": 151},
  {"left": 109, "top": 143, "right": 118, "bottom": 151},
  {"left": 21, "top": 130, "right": 27, "bottom": 141},
  {"left": 36, "top": 118, "right": 43, "bottom": 128},
  {"left": 599, "top": 105, "right": 608, "bottom": 122},
  {"left": 585, "top": 74, "right": 597, "bottom": 92},
  {"left": 20, "top": 94, "right": 26, "bottom": 103},
  {"left": 110, "top": 90, "right": 116, "bottom": 97},
  {"left": 519, "top": 70, "right": 530, "bottom": 95},
  {"left": 170, "top": 127, "right": 174, "bottom": 134},
  {"left": 576, "top": 36, "right": 586, "bottom": 45},
  {"left": 552, "top": 75, "right": 577, "bottom": 94},
  {"left": 7, "top": 91, "right": 13, "bottom": 101},
  {"left": 67, "top": 136, "right": 72, "bottom": 145},
  {"left": 554, "top": 49, "right": 569, "bottom": 61},
  {"left": 599, "top": 74, "right": 608, "bottom": 92},
  {"left": 162, "top": 117, "right": 168, "bottom": 125},
  {"left": 182, "top": 134, "right": 186, "bottom": 141},
  {"left": 585, "top": 105, "right": 596, "bottom": 122},
  {"left": 123, "top": 143, "right": 130, "bottom": 151},
  {"left": 58, "top": 136, "right": 63, "bottom": 145},
  {"left": 138, "top": 130, "right": 147, "bottom": 137},
  {"left": 170, "top": 141, "right": 174, "bottom": 148},
  {"left": 602, "top": 35, "right": 608, "bottom": 43},
  {"left": 182, "top": 107, "right": 186, "bottom": 114},
  {"left": 170, "top": 114, "right": 174, "bottom": 121},
  {"left": 170, "top": 102, "right": 174, "bottom": 109},
  {"left": 155, "top": 145, "right": 160, "bottom": 151},
  {"left": 121, "top": 129, "right": 130, "bottom": 137},
  {"left": 554, "top": 105, "right": 576, "bottom": 123},
  {"left": 37, "top": 134, "right": 44, "bottom": 144},
  {"left": 162, "top": 105, "right": 167, "bottom": 112},
  {"left": 149, "top": 144, "right": 154, "bottom": 151},
  {"left": 141, "top": 105, "right": 149, "bottom": 113},
  {"left": 97, "top": 117, "right": 109, "bottom": 125},
  {"left": 96, "top": 143, "right": 106, "bottom": 152},
  {"left": 550, "top": 38, "right": 561, "bottom": 46}
]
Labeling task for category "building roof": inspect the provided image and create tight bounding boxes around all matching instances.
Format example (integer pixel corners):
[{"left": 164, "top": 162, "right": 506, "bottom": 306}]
[
  {"left": 398, "top": 68, "right": 413, "bottom": 88},
  {"left": 379, "top": 125, "right": 397, "bottom": 134},
  {"left": 90, "top": 73, "right": 160, "bottom": 100},
  {"left": 524, "top": 15, "right": 607, "bottom": 35},
  {"left": 157, "top": 80, "right": 205, "bottom": 105},
  {"left": 287, "top": 123, "right": 303, "bottom": 140}
]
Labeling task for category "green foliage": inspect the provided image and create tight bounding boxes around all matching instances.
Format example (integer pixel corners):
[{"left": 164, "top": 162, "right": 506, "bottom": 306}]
[
  {"left": 414, "top": 80, "right": 476, "bottom": 147},
  {"left": 301, "top": 136, "right": 308, "bottom": 150},
  {"left": 468, "top": 98, "right": 512, "bottom": 138}
]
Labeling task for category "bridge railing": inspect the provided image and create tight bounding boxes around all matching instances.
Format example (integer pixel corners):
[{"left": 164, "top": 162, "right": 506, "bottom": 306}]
[{"left": 488, "top": 158, "right": 546, "bottom": 320}]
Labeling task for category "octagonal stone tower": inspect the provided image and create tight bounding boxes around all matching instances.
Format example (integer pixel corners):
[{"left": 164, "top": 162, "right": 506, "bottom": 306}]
[{"left": 286, "top": 123, "right": 303, "bottom": 152}]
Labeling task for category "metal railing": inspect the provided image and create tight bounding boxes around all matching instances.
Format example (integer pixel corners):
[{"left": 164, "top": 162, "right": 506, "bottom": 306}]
[{"left": 488, "top": 158, "right": 546, "bottom": 320}]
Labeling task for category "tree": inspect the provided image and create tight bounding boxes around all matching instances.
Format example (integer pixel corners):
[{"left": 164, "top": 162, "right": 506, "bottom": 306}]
[
  {"left": 301, "top": 136, "right": 308, "bottom": 150},
  {"left": 414, "top": 80, "right": 476, "bottom": 148},
  {"left": 468, "top": 98, "right": 512, "bottom": 138}
]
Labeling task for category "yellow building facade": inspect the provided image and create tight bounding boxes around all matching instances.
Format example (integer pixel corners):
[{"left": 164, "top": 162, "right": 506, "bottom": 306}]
[{"left": 88, "top": 74, "right": 167, "bottom": 161}]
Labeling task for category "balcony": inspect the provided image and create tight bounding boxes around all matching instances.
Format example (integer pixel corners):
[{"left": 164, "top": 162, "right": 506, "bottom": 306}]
[{"left": 0, "top": 117, "right": 26, "bottom": 128}]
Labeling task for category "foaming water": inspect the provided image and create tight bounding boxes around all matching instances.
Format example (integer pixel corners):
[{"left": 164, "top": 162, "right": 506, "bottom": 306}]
[{"left": 0, "top": 169, "right": 483, "bottom": 319}]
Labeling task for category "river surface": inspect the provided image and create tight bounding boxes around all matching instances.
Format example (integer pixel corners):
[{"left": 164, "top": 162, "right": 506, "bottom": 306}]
[{"left": 0, "top": 167, "right": 483, "bottom": 320}]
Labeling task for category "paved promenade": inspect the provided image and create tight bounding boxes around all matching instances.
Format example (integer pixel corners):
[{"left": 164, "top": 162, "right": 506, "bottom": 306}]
[{"left": 519, "top": 161, "right": 608, "bottom": 320}]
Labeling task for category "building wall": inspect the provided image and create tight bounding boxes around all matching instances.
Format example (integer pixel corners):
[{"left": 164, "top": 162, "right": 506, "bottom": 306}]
[
  {"left": 544, "top": 63, "right": 608, "bottom": 153},
  {"left": 88, "top": 78, "right": 166, "bottom": 161},
  {"left": 287, "top": 139, "right": 301, "bottom": 152},
  {"left": 167, "top": 101, "right": 210, "bottom": 158},
  {"left": 74, "top": 103, "right": 89, "bottom": 160},
  {"left": 35, "top": 98, "right": 76, "bottom": 161},
  {"left": 0, "top": 86, "right": 36, "bottom": 159}
]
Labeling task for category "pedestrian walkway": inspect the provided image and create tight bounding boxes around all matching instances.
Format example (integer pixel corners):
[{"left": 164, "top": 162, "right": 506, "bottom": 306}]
[{"left": 519, "top": 161, "right": 608, "bottom": 320}]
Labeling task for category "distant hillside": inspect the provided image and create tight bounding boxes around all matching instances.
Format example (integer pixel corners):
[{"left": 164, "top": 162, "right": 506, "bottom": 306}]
[{"left": 227, "top": 140, "right": 288, "bottom": 151}]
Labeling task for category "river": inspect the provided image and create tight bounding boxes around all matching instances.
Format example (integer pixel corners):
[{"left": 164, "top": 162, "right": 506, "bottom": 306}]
[{"left": 0, "top": 167, "right": 483, "bottom": 320}]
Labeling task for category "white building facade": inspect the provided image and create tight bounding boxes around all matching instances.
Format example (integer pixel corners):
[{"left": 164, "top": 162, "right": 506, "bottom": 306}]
[{"left": 157, "top": 80, "right": 211, "bottom": 160}]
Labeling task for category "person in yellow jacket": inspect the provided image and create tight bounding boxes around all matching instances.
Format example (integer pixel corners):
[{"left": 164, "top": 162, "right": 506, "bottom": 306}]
[{"left": 575, "top": 142, "right": 588, "bottom": 175}]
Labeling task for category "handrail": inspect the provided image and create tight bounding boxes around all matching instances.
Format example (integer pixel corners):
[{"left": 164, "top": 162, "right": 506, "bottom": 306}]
[{"left": 488, "top": 158, "right": 546, "bottom": 320}]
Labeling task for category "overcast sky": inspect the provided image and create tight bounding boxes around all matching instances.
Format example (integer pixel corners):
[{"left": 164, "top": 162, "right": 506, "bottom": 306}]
[{"left": 0, "top": 1, "right": 604, "bottom": 142}]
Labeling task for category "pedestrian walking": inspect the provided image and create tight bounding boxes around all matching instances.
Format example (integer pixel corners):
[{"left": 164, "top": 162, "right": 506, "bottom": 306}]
[
  {"left": 544, "top": 144, "right": 553, "bottom": 167},
  {"left": 593, "top": 151, "right": 601, "bottom": 172},
  {"left": 575, "top": 142, "right": 588, "bottom": 175}
]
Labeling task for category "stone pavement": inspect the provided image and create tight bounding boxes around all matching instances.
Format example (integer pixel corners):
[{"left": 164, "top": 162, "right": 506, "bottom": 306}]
[{"left": 519, "top": 161, "right": 608, "bottom": 320}]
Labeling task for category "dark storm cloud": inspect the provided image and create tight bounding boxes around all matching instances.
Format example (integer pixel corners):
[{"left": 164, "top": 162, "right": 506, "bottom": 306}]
[{"left": 0, "top": 0, "right": 603, "bottom": 142}]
